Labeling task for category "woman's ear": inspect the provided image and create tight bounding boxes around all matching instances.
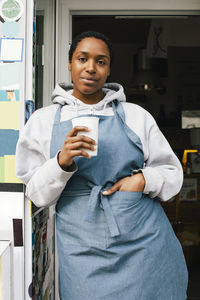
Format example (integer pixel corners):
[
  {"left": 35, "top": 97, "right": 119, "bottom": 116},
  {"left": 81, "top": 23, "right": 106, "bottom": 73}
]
[{"left": 68, "top": 62, "right": 72, "bottom": 71}]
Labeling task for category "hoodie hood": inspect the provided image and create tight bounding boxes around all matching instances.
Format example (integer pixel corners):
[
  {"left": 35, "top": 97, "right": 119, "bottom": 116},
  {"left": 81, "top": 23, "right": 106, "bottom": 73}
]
[{"left": 51, "top": 82, "right": 126, "bottom": 111}]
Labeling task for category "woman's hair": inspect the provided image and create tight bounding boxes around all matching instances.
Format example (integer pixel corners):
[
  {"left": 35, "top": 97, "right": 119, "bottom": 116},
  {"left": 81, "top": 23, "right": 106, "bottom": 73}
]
[{"left": 68, "top": 31, "right": 114, "bottom": 65}]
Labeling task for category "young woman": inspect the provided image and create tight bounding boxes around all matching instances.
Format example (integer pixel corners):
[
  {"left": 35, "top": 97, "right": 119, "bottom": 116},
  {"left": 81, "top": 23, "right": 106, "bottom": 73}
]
[{"left": 16, "top": 31, "right": 188, "bottom": 299}]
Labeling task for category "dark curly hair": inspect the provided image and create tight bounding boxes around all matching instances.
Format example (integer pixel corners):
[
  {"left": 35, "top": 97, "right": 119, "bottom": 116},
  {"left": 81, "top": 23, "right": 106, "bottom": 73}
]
[{"left": 68, "top": 31, "right": 114, "bottom": 66}]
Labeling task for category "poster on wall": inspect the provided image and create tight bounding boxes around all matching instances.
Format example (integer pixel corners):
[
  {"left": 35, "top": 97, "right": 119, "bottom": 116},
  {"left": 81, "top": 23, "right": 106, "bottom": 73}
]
[
  {"left": 0, "top": 38, "right": 24, "bottom": 62},
  {"left": 0, "top": 67, "right": 21, "bottom": 183}
]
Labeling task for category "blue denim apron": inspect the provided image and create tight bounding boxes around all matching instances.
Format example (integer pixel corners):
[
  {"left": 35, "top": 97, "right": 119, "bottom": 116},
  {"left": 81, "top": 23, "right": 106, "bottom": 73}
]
[{"left": 50, "top": 100, "right": 188, "bottom": 300}]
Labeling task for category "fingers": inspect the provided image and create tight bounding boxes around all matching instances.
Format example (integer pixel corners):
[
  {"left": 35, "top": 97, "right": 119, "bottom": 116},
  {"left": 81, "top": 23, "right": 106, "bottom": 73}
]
[
  {"left": 102, "top": 174, "right": 145, "bottom": 196},
  {"left": 67, "top": 134, "right": 97, "bottom": 145},
  {"left": 68, "top": 149, "right": 92, "bottom": 159},
  {"left": 68, "top": 141, "right": 96, "bottom": 151},
  {"left": 102, "top": 183, "right": 120, "bottom": 195},
  {"left": 58, "top": 147, "right": 91, "bottom": 170},
  {"left": 64, "top": 135, "right": 97, "bottom": 153},
  {"left": 58, "top": 127, "right": 97, "bottom": 170},
  {"left": 67, "top": 126, "right": 90, "bottom": 138}
]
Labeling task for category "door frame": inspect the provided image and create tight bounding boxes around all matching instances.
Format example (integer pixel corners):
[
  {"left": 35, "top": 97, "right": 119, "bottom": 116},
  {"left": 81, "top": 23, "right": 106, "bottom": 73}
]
[{"left": 35, "top": 0, "right": 55, "bottom": 106}]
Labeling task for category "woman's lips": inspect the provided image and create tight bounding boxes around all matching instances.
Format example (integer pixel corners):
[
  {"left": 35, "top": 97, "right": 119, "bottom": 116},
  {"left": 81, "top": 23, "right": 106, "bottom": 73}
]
[{"left": 81, "top": 77, "right": 97, "bottom": 84}]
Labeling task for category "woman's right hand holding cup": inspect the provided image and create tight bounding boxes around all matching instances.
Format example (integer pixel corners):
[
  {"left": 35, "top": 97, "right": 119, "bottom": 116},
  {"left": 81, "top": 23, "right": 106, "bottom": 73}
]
[{"left": 58, "top": 126, "right": 96, "bottom": 171}]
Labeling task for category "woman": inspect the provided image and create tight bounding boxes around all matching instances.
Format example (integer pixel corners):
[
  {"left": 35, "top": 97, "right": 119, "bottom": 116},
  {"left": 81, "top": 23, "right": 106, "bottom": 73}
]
[{"left": 16, "top": 31, "right": 188, "bottom": 299}]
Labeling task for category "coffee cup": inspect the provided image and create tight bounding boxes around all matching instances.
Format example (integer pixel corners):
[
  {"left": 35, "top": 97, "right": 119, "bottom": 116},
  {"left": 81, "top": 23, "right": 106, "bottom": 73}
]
[{"left": 72, "top": 116, "right": 99, "bottom": 156}]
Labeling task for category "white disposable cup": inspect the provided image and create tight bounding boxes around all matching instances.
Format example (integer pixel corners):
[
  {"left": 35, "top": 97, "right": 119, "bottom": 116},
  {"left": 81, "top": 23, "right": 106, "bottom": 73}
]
[{"left": 72, "top": 117, "right": 99, "bottom": 156}]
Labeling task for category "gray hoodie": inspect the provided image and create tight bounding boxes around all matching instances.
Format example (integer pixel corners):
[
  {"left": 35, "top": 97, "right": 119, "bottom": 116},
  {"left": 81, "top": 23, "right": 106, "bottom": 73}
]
[{"left": 16, "top": 82, "right": 183, "bottom": 207}]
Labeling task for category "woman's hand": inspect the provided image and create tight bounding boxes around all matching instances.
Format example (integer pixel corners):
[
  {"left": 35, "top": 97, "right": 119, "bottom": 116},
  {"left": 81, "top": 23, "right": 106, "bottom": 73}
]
[
  {"left": 102, "top": 173, "right": 145, "bottom": 196},
  {"left": 58, "top": 126, "right": 96, "bottom": 171}
]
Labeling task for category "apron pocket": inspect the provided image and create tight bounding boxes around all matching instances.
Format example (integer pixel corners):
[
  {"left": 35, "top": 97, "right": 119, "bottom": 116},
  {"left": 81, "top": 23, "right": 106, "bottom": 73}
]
[{"left": 108, "top": 191, "right": 146, "bottom": 235}]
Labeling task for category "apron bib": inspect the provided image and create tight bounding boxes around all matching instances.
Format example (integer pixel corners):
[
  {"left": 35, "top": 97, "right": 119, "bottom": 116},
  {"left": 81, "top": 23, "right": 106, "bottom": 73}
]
[{"left": 50, "top": 100, "right": 188, "bottom": 300}]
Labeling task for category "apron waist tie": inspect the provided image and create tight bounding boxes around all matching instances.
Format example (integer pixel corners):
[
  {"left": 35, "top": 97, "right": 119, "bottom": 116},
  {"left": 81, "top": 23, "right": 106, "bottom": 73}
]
[{"left": 84, "top": 184, "right": 120, "bottom": 237}]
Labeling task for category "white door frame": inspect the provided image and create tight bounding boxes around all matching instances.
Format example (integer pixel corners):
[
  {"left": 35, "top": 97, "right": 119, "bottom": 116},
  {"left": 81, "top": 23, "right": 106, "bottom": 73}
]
[
  {"left": 55, "top": 0, "right": 200, "bottom": 84},
  {"left": 35, "top": 0, "right": 55, "bottom": 106}
]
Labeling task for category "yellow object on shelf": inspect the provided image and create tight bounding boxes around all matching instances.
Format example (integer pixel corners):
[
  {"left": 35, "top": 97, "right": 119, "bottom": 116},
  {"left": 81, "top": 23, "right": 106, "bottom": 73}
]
[{"left": 182, "top": 149, "right": 198, "bottom": 171}]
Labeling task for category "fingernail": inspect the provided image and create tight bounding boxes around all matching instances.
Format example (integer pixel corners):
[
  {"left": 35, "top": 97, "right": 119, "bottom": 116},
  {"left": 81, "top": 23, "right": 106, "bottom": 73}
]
[{"left": 102, "top": 191, "right": 109, "bottom": 195}]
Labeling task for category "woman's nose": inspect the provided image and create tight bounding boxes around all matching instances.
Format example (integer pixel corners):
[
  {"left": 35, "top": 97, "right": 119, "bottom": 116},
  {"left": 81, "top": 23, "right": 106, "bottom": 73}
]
[{"left": 86, "top": 59, "right": 96, "bottom": 73}]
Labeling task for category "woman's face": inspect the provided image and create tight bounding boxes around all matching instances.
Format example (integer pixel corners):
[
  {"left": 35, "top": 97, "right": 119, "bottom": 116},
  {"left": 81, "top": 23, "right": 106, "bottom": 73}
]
[{"left": 68, "top": 37, "right": 110, "bottom": 104}]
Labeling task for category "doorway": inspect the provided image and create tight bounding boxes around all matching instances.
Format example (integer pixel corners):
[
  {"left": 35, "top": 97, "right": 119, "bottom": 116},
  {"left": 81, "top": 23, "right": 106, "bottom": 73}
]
[{"left": 72, "top": 15, "right": 200, "bottom": 300}]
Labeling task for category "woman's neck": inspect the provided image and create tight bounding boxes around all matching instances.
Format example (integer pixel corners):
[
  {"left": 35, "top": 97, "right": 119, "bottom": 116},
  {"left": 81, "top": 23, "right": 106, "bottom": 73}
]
[{"left": 72, "top": 90, "right": 104, "bottom": 105}]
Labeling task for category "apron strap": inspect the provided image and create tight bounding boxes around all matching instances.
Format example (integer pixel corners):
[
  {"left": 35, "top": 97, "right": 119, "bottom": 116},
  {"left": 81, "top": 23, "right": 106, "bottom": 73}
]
[
  {"left": 112, "top": 100, "right": 144, "bottom": 153},
  {"left": 112, "top": 99, "right": 126, "bottom": 122},
  {"left": 85, "top": 183, "right": 120, "bottom": 237},
  {"left": 54, "top": 104, "right": 62, "bottom": 125},
  {"left": 84, "top": 185, "right": 102, "bottom": 223},
  {"left": 101, "top": 194, "right": 120, "bottom": 237}
]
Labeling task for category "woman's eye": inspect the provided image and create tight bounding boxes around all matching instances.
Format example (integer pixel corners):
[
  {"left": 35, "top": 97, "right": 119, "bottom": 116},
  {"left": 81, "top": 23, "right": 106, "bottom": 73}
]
[
  {"left": 78, "top": 57, "right": 87, "bottom": 62},
  {"left": 98, "top": 60, "right": 105, "bottom": 65}
]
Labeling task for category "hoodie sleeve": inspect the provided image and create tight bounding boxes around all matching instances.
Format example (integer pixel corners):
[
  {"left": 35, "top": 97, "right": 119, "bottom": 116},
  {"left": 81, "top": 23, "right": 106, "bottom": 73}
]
[
  {"left": 15, "top": 108, "right": 77, "bottom": 207},
  {"left": 141, "top": 119, "right": 183, "bottom": 201},
  {"left": 122, "top": 102, "right": 183, "bottom": 201}
]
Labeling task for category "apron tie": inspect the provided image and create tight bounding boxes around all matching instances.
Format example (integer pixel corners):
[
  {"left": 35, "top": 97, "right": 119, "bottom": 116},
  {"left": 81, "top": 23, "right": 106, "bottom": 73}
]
[{"left": 84, "top": 183, "right": 120, "bottom": 237}]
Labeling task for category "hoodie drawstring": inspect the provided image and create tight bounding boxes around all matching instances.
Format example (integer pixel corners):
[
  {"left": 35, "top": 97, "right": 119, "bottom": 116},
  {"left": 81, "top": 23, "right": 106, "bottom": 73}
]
[{"left": 103, "top": 100, "right": 108, "bottom": 114}]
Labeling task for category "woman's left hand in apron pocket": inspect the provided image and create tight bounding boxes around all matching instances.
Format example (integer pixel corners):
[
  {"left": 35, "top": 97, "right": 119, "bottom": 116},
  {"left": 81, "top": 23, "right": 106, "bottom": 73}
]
[{"left": 102, "top": 173, "right": 145, "bottom": 195}]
